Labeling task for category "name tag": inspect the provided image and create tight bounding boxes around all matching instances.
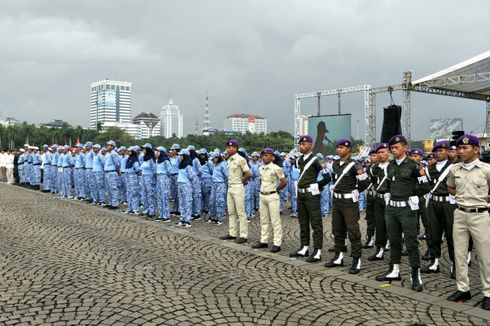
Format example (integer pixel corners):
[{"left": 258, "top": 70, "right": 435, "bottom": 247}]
[{"left": 58, "top": 167, "right": 64, "bottom": 173}]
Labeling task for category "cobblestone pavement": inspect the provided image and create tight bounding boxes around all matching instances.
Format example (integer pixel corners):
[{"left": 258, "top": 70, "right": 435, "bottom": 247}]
[{"left": 1, "top": 183, "right": 489, "bottom": 325}]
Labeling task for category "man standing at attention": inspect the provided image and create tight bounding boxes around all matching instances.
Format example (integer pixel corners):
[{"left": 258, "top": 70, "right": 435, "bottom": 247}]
[
  {"left": 220, "top": 139, "right": 251, "bottom": 244},
  {"left": 289, "top": 135, "right": 331, "bottom": 263},
  {"left": 446, "top": 134, "right": 490, "bottom": 311}
]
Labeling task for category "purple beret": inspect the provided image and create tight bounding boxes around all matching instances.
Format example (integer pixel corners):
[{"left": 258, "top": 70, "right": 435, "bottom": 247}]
[
  {"left": 408, "top": 148, "right": 424, "bottom": 156},
  {"left": 298, "top": 135, "right": 313, "bottom": 144},
  {"left": 456, "top": 134, "right": 480, "bottom": 147},
  {"left": 376, "top": 143, "right": 389, "bottom": 152},
  {"left": 369, "top": 148, "right": 377, "bottom": 155},
  {"left": 226, "top": 139, "right": 239, "bottom": 147},
  {"left": 335, "top": 138, "right": 352, "bottom": 147},
  {"left": 261, "top": 147, "right": 274, "bottom": 155},
  {"left": 388, "top": 135, "right": 407, "bottom": 146},
  {"left": 432, "top": 140, "right": 450, "bottom": 151},
  {"left": 426, "top": 152, "right": 436, "bottom": 159}
]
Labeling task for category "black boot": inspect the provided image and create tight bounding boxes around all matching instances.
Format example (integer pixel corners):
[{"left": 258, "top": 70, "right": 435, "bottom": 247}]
[
  {"left": 368, "top": 247, "right": 384, "bottom": 261},
  {"left": 324, "top": 252, "right": 344, "bottom": 268},
  {"left": 450, "top": 262, "right": 456, "bottom": 280},
  {"left": 362, "top": 236, "right": 374, "bottom": 249},
  {"left": 289, "top": 246, "right": 309, "bottom": 258},
  {"left": 447, "top": 290, "right": 471, "bottom": 302},
  {"left": 349, "top": 257, "right": 361, "bottom": 274},
  {"left": 375, "top": 264, "right": 401, "bottom": 282},
  {"left": 421, "top": 249, "right": 434, "bottom": 261},
  {"left": 410, "top": 268, "right": 423, "bottom": 292},
  {"left": 420, "top": 259, "right": 440, "bottom": 274},
  {"left": 306, "top": 249, "right": 321, "bottom": 263}
]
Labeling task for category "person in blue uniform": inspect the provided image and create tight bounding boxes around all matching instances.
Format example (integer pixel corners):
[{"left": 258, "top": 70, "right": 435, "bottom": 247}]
[
  {"left": 41, "top": 145, "right": 52, "bottom": 192},
  {"left": 50, "top": 145, "right": 59, "bottom": 194},
  {"left": 140, "top": 143, "right": 156, "bottom": 218},
  {"left": 118, "top": 146, "right": 128, "bottom": 204},
  {"left": 155, "top": 146, "right": 172, "bottom": 221},
  {"left": 199, "top": 149, "right": 213, "bottom": 216},
  {"left": 249, "top": 152, "right": 261, "bottom": 212},
  {"left": 103, "top": 140, "right": 120, "bottom": 209},
  {"left": 73, "top": 144, "right": 86, "bottom": 200},
  {"left": 288, "top": 153, "right": 301, "bottom": 218},
  {"left": 209, "top": 152, "right": 228, "bottom": 224},
  {"left": 92, "top": 144, "right": 106, "bottom": 205},
  {"left": 56, "top": 147, "right": 65, "bottom": 196},
  {"left": 188, "top": 145, "right": 203, "bottom": 220},
  {"left": 61, "top": 146, "right": 74, "bottom": 198},
  {"left": 83, "top": 142, "right": 95, "bottom": 203},
  {"left": 31, "top": 146, "right": 42, "bottom": 190},
  {"left": 316, "top": 153, "right": 331, "bottom": 218},
  {"left": 239, "top": 148, "right": 254, "bottom": 222},
  {"left": 169, "top": 144, "right": 181, "bottom": 215},
  {"left": 124, "top": 146, "right": 142, "bottom": 215},
  {"left": 176, "top": 148, "right": 195, "bottom": 227}
]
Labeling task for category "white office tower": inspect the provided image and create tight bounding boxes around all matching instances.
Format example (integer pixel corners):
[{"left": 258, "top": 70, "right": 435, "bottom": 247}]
[
  {"left": 160, "top": 99, "right": 183, "bottom": 138},
  {"left": 90, "top": 80, "right": 132, "bottom": 129}
]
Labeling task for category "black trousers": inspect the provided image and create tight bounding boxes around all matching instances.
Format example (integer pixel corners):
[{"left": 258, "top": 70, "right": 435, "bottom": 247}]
[
  {"left": 365, "top": 194, "right": 376, "bottom": 238},
  {"left": 373, "top": 197, "right": 388, "bottom": 249},
  {"left": 297, "top": 192, "right": 323, "bottom": 249},
  {"left": 428, "top": 200, "right": 455, "bottom": 261},
  {"left": 332, "top": 197, "right": 361, "bottom": 258}
]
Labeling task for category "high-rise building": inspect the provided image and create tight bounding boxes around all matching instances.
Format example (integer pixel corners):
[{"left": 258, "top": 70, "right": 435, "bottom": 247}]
[
  {"left": 224, "top": 113, "right": 267, "bottom": 134},
  {"left": 90, "top": 79, "right": 132, "bottom": 129},
  {"left": 160, "top": 99, "right": 183, "bottom": 138}
]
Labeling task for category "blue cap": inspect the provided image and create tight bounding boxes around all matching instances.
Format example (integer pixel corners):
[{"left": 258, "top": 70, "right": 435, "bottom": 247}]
[
  {"left": 93, "top": 144, "right": 101, "bottom": 149},
  {"left": 143, "top": 143, "right": 152, "bottom": 149},
  {"left": 226, "top": 139, "right": 239, "bottom": 147},
  {"left": 178, "top": 148, "right": 190, "bottom": 156},
  {"left": 75, "top": 144, "right": 83, "bottom": 148},
  {"left": 156, "top": 146, "right": 167, "bottom": 152},
  {"left": 170, "top": 144, "right": 181, "bottom": 150},
  {"left": 456, "top": 134, "right": 479, "bottom": 146},
  {"left": 251, "top": 151, "right": 260, "bottom": 158},
  {"left": 298, "top": 135, "right": 313, "bottom": 144},
  {"left": 388, "top": 135, "right": 407, "bottom": 146},
  {"left": 100, "top": 147, "right": 107, "bottom": 153},
  {"left": 335, "top": 138, "right": 352, "bottom": 147},
  {"left": 85, "top": 141, "right": 93, "bottom": 147},
  {"left": 63, "top": 145, "right": 70, "bottom": 150},
  {"left": 316, "top": 153, "right": 324, "bottom": 160},
  {"left": 186, "top": 145, "right": 196, "bottom": 151},
  {"left": 118, "top": 146, "right": 127, "bottom": 151},
  {"left": 106, "top": 140, "right": 116, "bottom": 147},
  {"left": 239, "top": 147, "right": 247, "bottom": 155},
  {"left": 199, "top": 148, "right": 208, "bottom": 155},
  {"left": 42, "top": 144, "right": 49, "bottom": 148},
  {"left": 432, "top": 140, "right": 450, "bottom": 151}
]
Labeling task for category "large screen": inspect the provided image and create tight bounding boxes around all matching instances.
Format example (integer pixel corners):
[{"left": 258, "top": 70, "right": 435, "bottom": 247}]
[{"left": 307, "top": 114, "right": 352, "bottom": 155}]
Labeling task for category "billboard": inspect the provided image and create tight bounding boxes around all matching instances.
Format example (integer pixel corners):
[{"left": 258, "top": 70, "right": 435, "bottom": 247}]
[
  {"left": 430, "top": 118, "right": 463, "bottom": 140},
  {"left": 97, "top": 89, "right": 116, "bottom": 109},
  {"left": 307, "top": 114, "right": 352, "bottom": 155}
]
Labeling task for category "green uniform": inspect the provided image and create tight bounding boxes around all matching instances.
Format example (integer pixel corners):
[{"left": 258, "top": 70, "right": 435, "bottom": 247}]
[
  {"left": 381, "top": 157, "right": 430, "bottom": 268},
  {"left": 364, "top": 164, "right": 376, "bottom": 242},
  {"left": 426, "top": 160, "right": 454, "bottom": 261},
  {"left": 371, "top": 161, "right": 390, "bottom": 249},
  {"left": 296, "top": 153, "right": 331, "bottom": 250}
]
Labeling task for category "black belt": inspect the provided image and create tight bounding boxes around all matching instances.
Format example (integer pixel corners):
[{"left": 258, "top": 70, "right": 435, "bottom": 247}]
[
  {"left": 33, "top": 164, "right": 41, "bottom": 166},
  {"left": 456, "top": 205, "right": 488, "bottom": 213},
  {"left": 170, "top": 173, "right": 178, "bottom": 176},
  {"left": 45, "top": 164, "right": 51, "bottom": 166},
  {"left": 85, "top": 167, "right": 93, "bottom": 169},
  {"left": 62, "top": 166, "right": 71, "bottom": 168},
  {"left": 105, "top": 170, "right": 116, "bottom": 173},
  {"left": 76, "top": 167, "right": 85, "bottom": 169},
  {"left": 261, "top": 191, "right": 277, "bottom": 195}
]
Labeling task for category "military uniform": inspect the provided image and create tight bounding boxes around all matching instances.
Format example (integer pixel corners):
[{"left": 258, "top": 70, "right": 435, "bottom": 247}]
[
  {"left": 254, "top": 149, "right": 286, "bottom": 251},
  {"left": 289, "top": 135, "right": 331, "bottom": 263},
  {"left": 364, "top": 151, "right": 377, "bottom": 248},
  {"left": 375, "top": 135, "right": 430, "bottom": 292},
  {"left": 446, "top": 134, "right": 490, "bottom": 310}
]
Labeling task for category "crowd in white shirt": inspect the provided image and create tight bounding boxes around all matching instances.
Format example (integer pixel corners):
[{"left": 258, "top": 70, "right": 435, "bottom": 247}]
[{"left": 0, "top": 150, "right": 15, "bottom": 184}]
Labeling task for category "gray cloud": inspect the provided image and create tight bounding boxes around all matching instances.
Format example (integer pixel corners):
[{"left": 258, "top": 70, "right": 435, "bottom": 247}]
[{"left": 0, "top": 0, "right": 489, "bottom": 139}]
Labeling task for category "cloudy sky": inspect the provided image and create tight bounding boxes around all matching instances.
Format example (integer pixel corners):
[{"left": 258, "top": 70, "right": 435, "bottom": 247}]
[{"left": 1, "top": 0, "right": 489, "bottom": 140}]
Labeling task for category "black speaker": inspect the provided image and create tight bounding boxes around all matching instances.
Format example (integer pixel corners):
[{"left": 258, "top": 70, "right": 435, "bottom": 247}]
[{"left": 380, "top": 105, "right": 402, "bottom": 143}]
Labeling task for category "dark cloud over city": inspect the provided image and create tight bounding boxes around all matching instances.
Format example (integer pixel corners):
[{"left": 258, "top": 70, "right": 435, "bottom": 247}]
[{"left": 0, "top": 0, "right": 489, "bottom": 139}]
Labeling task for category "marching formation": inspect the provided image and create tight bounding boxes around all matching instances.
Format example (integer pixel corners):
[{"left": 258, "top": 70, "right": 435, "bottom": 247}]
[{"left": 1, "top": 133, "right": 488, "bottom": 311}]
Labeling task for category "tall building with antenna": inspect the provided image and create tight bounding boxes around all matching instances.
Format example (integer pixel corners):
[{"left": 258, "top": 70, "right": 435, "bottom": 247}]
[{"left": 202, "top": 94, "right": 210, "bottom": 132}]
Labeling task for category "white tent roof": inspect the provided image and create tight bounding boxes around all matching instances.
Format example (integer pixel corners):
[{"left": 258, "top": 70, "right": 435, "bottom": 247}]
[{"left": 413, "top": 51, "right": 490, "bottom": 97}]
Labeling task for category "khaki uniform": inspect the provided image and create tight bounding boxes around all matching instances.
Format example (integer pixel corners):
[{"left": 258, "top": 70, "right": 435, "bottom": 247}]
[
  {"left": 227, "top": 153, "right": 250, "bottom": 238},
  {"left": 447, "top": 159, "right": 490, "bottom": 297},
  {"left": 259, "top": 163, "right": 285, "bottom": 246}
]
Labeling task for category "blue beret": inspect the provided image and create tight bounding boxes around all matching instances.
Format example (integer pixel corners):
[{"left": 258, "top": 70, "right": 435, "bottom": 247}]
[
  {"left": 426, "top": 152, "right": 436, "bottom": 159},
  {"left": 388, "top": 135, "right": 407, "bottom": 146},
  {"left": 432, "top": 141, "right": 450, "bottom": 151},
  {"left": 298, "top": 135, "right": 313, "bottom": 144},
  {"left": 226, "top": 139, "right": 239, "bottom": 147},
  {"left": 335, "top": 138, "right": 352, "bottom": 147},
  {"left": 408, "top": 148, "right": 424, "bottom": 156},
  {"left": 369, "top": 148, "right": 377, "bottom": 155},
  {"left": 376, "top": 143, "right": 389, "bottom": 152},
  {"left": 456, "top": 134, "right": 479, "bottom": 147}
]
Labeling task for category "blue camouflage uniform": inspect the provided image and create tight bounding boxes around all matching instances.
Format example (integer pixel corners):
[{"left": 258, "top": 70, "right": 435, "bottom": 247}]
[
  {"left": 57, "top": 150, "right": 65, "bottom": 196},
  {"left": 125, "top": 147, "right": 141, "bottom": 214},
  {"left": 249, "top": 153, "right": 261, "bottom": 211},
  {"left": 50, "top": 148, "right": 59, "bottom": 193},
  {"left": 104, "top": 141, "right": 121, "bottom": 208},
  {"left": 289, "top": 156, "right": 300, "bottom": 217},
  {"left": 62, "top": 148, "right": 74, "bottom": 198},
  {"left": 31, "top": 149, "right": 42, "bottom": 187},
  {"left": 177, "top": 149, "right": 195, "bottom": 225},
  {"left": 140, "top": 145, "right": 156, "bottom": 216},
  {"left": 155, "top": 147, "right": 171, "bottom": 220},
  {"left": 189, "top": 148, "right": 202, "bottom": 218},
  {"left": 169, "top": 144, "right": 181, "bottom": 214},
  {"left": 199, "top": 149, "right": 213, "bottom": 215},
  {"left": 74, "top": 146, "right": 86, "bottom": 199},
  {"left": 210, "top": 156, "right": 228, "bottom": 222},
  {"left": 280, "top": 154, "right": 291, "bottom": 206},
  {"left": 118, "top": 148, "right": 128, "bottom": 203},
  {"left": 18, "top": 152, "right": 25, "bottom": 184},
  {"left": 84, "top": 145, "right": 95, "bottom": 202},
  {"left": 92, "top": 146, "right": 106, "bottom": 204},
  {"left": 26, "top": 151, "right": 33, "bottom": 186},
  {"left": 42, "top": 146, "right": 52, "bottom": 191}
]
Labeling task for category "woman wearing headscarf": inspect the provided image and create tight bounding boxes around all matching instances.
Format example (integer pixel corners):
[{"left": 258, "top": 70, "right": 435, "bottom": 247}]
[
  {"left": 208, "top": 152, "right": 228, "bottom": 225},
  {"left": 124, "top": 146, "right": 142, "bottom": 214},
  {"left": 176, "top": 149, "right": 195, "bottom": 227},
  {"left": 140, "top": 143, "right": 156, "bottom": 218},
  {"left": 239, "top": 148, "right": 254, "bottom": 222},
  {"left": 155, "top": 146, "right": 172, "bottom": 222},
  {"left": 199, "top": 148, "right": 213, "bottom": 216},
  {"left": 187, "top": 145, "right": 203, "bottom": 220}
]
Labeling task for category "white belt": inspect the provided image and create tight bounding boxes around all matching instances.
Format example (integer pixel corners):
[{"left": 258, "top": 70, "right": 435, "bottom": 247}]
[
  {"left": 431, "top": 195, "right": 450, "bottom": 202},
  {"left": 333, "top": 192, "right": 353, "bottom": 199},
  {"left": 228, "top": 183, "right": 243, "bottom": 188},
  {"left": 368, "top": 189, "right": 375, "bottom": 196},
  {"left": 297, "top": 187, "right": 312, "bottom": 193},
  {"left": 375, "top": 193, "right": 385, "bottom": 199},
  {"left": 389, "top": 200, "right": 407, "bottom": 208}
]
